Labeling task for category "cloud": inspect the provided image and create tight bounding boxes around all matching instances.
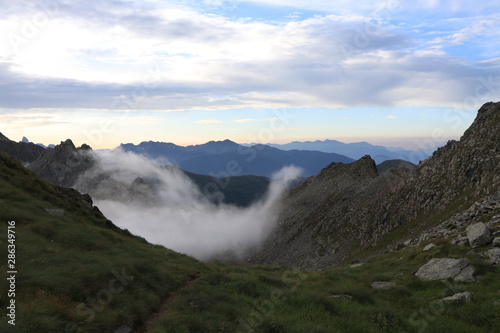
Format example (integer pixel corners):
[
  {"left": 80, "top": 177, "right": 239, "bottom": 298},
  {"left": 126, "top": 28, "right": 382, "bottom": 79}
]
[
  {"left": 0, "top": 0, "right": 498, "bottom": 113},
  {"left": 197, "top": 119, "right": 224, "bottom": 124},
  {"left": 387, "top": 115, "right": 397, "bottom": 119},
  {"left": 75, "top": 150, "right": 302, "bottom": 260}
]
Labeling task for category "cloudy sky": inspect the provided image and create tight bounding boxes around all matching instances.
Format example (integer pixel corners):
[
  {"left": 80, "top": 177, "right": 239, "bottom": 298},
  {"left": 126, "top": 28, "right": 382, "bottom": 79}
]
[{"left": 0, "top": 0, "right": 499, "bottom": 149}]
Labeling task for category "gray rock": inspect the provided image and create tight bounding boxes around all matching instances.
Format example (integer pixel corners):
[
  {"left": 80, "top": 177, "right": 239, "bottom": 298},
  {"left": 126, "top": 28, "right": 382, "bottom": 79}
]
[
  {"left": 415, "top": 258, "right": 475, "bottom": 282},
  {"left": 466, "top": 222, "right": 491, "bottom": 248},
  {"left": 423, "top": 243, "right": 437, "bottom": 252},
  {"left": 371, "top": 282, "right": 397, "bottom": 290},
  {"left": 493, "top": 237, "right": 500, "bottom": 247},
  {"left": 451, "top": 236, "right": 468, "bottom": 246},
  {"left": 454, "top": 265, "right": 475, "bottom": 282},
  {"left": 441, "top": 292, "right": 474, "bottom": 303},
  {"left": 349, "top": 263, "right": 364, "bottom": 268},
  {"left": 45, "top": 209, "right": 65, "bottom": 216},
  {"left": 485, "top": 248, "right": 500, "bottom": 265}
]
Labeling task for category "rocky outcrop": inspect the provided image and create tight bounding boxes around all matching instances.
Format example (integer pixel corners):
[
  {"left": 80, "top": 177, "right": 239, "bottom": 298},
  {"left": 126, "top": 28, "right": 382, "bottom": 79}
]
[
  {"left": 466, "top": 223, "right": 492, "bottom": 248},
  {"left": 28, "top": 139, "right": 96, "bottom": 187},
  {"left": 415, "top": 258, "right": 475, "bottom": 282},
  {"left": 251, "top": 102, "right": 500, "bottom": 269},
  {"left": 0, "top": 132, "right": 45, "bottom": 164}
]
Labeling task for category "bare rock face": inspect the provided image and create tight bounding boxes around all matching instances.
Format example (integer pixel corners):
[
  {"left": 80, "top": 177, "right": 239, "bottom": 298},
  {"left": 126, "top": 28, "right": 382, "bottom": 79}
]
[
  {"left": 28, "top": 139, "right": 95, "bottom": 188},
  {"left": 466, "top": 223, "right": 492, "bottom": 248},
  {"left": 415, "top": 258, "right": 475, "bottom": 282}
]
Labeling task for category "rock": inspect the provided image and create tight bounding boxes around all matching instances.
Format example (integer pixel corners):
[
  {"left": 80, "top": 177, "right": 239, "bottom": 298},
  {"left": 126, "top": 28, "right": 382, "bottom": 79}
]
[
  {"left": 45, "top": 209, "right": 65, "bottom": 216},
  {"left": 451, "top": 236, "right": 468, "bottom": 246},
  {"left": 441, "top": 292, "right": 474, "bottom": 303},
  {"left": 349, "top": 263, "right": 364, "bottom": 268},
  {"left": 494, "top": 300, "right": 500, "bottom": 306},
  {"left": 371, "top": 282, "right": 397, "bottom": 290},
  {"left": 415, "top": 258, "right": 475, "bottom": 282},
  {"left": 466, "top": 223, "right": 491, "bottom": 248},
  {"left": 423, "top": 243, "right": 437, "bottom": 252},
  {"left": 454, "top": 265, "right": 475, "bottom": 282},
  {"left": 485, "top": 248, "right": 500, "bottom": 265},
  {"left": 493, "top": 237, "right": 500, "bottom": 247}
]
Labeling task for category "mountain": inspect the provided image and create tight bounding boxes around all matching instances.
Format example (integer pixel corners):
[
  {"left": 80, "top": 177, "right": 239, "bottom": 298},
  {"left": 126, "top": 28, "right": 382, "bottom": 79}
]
[
  {"left": 0, "top": 132, "right": 45, "bottom": 164},
  {"left": 19, "top": 139, "right": 271, "bottom": 207},
  {"left": 1, "top": 134, "right": 499, "bottom": 332},
  {"left": 376, "top": 159, "right": 417, "bottom": 174},
  {"left": 267, "top": 139, "right": 433, "bottom": 164},
  {"left": 27, "top": 139, "right": 96, "bottom": 187},
  {"left": 120, "top": 139, "right": 241, "bottom": 164},
  {"left": 120, "top": 140, "right": 355, "bottom": 177},
  {"left": 251, "top": 102, "right": 500, "bottom": 269},
  {"left": 179, "top": 145, "right": 354, "bottom": 177}
]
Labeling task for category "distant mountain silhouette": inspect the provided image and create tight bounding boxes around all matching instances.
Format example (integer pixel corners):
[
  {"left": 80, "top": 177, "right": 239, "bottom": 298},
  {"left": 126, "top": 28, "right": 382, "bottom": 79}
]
[
  {"left": 119, "top": 140, "right": 354, "bottom": 177},
  {"left": 266, "top": 140, "right": 433, "bottom": 164}
]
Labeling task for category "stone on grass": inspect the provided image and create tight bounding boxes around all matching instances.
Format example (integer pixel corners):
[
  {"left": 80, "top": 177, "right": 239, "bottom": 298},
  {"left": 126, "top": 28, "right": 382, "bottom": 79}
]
[
  {"left": 415, "top": 258, "right": 475, "bottom": 282},
  {"left": 423, "top": 243, "right": 437, "bottom": 252},
  {"left": 466, "top": 222, "right": 491, "bottom": 248},
  {"left": 371, "top": 282, "right": 396, "bottom": 290},
  {"left": 441, "top": 292, "right": 474, "bottom": 304}
]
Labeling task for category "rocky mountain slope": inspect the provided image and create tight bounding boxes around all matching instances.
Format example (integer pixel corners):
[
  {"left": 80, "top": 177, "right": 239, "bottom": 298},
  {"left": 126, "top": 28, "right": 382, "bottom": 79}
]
[
  {"left": 251, "top": 102, "right": 500, "bottom": 269},
  {"left": 0, "top": 132, "right": 45, "bottom": 164}
]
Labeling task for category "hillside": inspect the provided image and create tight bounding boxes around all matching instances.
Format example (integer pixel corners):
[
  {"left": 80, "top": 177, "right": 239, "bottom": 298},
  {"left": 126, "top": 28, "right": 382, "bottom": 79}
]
[
  {"left": 251, "top": 102, "right": 500, "bottom": 269},
  {"left": 1, "top": 149, "right": 499, "bottom": 333}
]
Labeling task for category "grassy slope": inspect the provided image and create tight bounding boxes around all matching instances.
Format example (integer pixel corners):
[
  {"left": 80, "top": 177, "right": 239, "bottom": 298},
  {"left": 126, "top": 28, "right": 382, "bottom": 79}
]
[{"left": 0, "top": 151, "right": 499, "bottom": 332}]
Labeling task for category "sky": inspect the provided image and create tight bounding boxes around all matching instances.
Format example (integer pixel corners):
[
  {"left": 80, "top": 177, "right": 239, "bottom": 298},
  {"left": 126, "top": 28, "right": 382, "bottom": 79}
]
[{"left": 0, "top": 0, "right": 499, "bottom": 149}]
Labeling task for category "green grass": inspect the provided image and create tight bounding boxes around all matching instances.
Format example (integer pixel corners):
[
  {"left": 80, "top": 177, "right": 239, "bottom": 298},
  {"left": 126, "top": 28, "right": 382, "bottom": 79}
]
[{"left": 1, "top": 151, "right": 499, "bottom": 332}]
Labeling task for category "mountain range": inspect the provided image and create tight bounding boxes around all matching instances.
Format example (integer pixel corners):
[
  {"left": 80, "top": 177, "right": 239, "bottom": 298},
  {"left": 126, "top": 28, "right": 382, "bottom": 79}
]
[
  {"left": 264, "top": 140, "right": 433, "bottom": 164},
  {"left": 119, "top": 140, "right": 355, "bottom": 177},
  {"left": 0, "top": 102, "right": 499, "bottom": 332}
]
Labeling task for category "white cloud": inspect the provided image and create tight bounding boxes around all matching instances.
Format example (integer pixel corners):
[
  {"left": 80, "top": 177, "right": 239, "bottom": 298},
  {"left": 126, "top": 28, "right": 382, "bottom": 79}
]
[{"left": 0, "top": 0, "right": 498, "bottom": 112}]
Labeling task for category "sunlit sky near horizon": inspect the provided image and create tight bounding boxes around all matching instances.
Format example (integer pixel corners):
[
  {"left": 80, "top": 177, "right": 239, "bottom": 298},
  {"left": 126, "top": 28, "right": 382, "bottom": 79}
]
[{"left": 0, "top": 0, "right": 499, "bottom": 149}]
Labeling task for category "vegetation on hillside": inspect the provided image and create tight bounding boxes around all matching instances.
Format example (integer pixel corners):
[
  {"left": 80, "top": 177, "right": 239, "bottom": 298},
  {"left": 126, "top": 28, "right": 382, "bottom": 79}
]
[{"left": 1, "top": 150, "right": 499, "bottom": 332}]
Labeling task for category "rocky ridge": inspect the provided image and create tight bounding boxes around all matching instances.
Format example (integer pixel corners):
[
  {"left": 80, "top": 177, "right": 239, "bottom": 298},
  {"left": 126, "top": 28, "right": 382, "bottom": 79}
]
[
  {"left": 0, "top": 132, "right": 45, "bottom": 164},
  {"left": 251, "top": 102, "right": 500, "bottom": 269}
]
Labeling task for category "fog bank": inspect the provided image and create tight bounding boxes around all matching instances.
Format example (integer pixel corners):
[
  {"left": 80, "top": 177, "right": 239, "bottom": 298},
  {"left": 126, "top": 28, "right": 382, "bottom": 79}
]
[{"left": 76, "top": 150, "right": 301, "bottom": 261}]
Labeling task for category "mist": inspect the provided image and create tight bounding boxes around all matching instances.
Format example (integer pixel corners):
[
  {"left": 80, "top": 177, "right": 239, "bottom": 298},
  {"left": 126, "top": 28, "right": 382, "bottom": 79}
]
[{"left": 75, "top": 150, "right": 301, "bottom": 261}]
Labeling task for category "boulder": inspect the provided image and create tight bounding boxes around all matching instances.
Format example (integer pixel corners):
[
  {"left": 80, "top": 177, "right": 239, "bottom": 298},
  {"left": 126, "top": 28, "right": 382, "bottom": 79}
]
[
  {"left": 466, "top": 223, "right": 491, "bottom": 248},
  {"left": 415, "top": 258, "right": 475, "bottom": 282},
  {"left": 485, "top": 248, "right": 500, "bottom": 265},
  {"left": 493, "top": 237, "right": 500, "bottom": 247},
  {"left": 423, "top": 243, "right": 437, "bottom": 252},
  {"left": 371, "top": 282, "right": 397, "bottom": 290},
  {"left": 441, "top": 292, "right": 474, "bottom": 303}
]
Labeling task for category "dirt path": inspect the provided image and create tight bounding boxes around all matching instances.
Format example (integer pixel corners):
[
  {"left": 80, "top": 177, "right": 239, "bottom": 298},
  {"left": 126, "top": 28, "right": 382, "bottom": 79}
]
[{"left": 135, "top": 276, "right": 200, "bottom": 333}]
